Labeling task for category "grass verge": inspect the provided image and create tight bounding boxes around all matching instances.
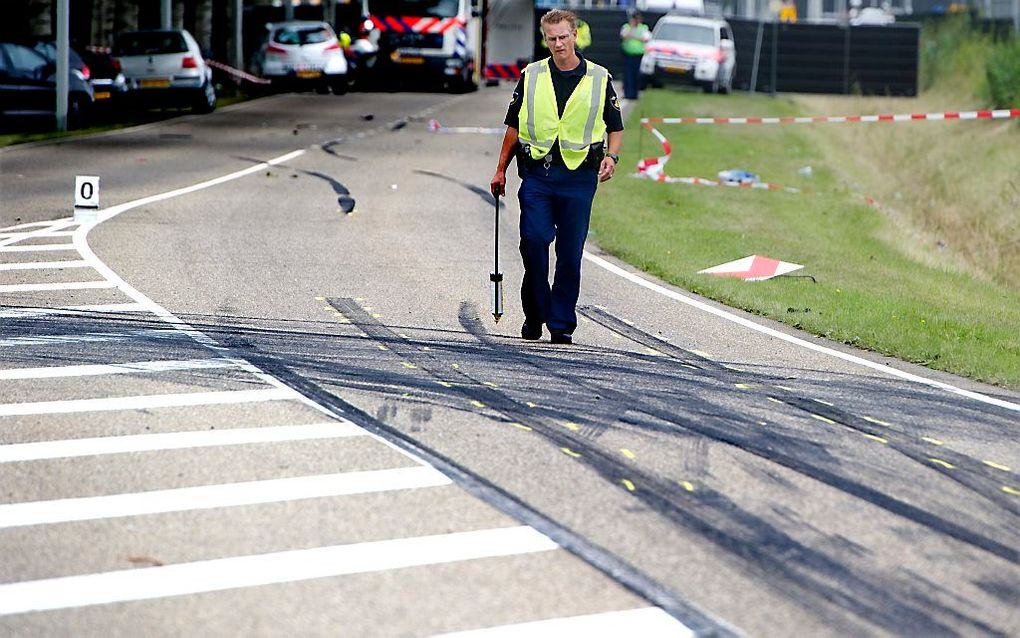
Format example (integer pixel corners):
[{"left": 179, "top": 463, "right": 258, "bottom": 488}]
[{"left": 593, "top": 88, "right": 1020, "bottom": 388}]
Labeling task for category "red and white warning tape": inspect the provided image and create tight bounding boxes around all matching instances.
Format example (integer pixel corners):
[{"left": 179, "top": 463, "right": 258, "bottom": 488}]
[
  {"left": 636, "top": 107, "right": 1018, "bottom": 189},
  {"left": 206, "top": 59, "right": 272, "bottom": 85},
  {"left": 642, "top": 108, "right": 1020, "bottom": 126}
]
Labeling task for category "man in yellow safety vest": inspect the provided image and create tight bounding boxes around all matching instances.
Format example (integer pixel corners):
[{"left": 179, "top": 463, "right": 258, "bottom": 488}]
[{"left": 490, "top": 9, "right": 624, "bottom": 345}]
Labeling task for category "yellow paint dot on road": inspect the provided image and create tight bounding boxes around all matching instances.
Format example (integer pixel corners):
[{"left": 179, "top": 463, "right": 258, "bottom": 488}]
[
  {"left": 436, "top": 381, "right": 452, "bottom": 388},
  {"left": 644, "top": 348, "right": 662, "bottom": 356},
  {"left": 767, "top": 397, "right": 785, "bottom": 405},
  {"left": 372, "top": 314, "right": 382, "bottom": 319},
  {"left": 681, "top": 364, "right": 698, "bottom": 370},
  {"left": 560, "top": 447, "right": 582, "bottom": 458},
  {"left": 758, "top": 421, "right": 767, "bottom": 426},
  {"left": 679, "top": 481, "right": 695, "bottom": 492},
  {"left": 863, "top": 416, "right": 892, "bottom": 427},
  {"left": 1002, "top": 486, "right": 1020, "bottom": 496},
  {"left": 401, "top": 362, "right": 417, "bottom": 369},
  {"left": 398, "top": 333, "right": 408, "bottom": 338},
  {"left": 452, "top": 363, "right": 460, "bottom": 369},
  {"left": 482, "top": 381, "right": 498, "bottom": 388},
  {"left": 619, "top": 448, "right": 636, "bottom": 459},
  {"left": 775, "top": 385, "right": 795, "bottom": 391},
  {"left": 363, "top": 306, "right": 373, "bottom": 311},
  {"left": 812, "top": 398, "right": 834, "bottom": 407},
  {"left": 691, "top": 350, "right": 712, "bottom": 358},
  {"left": 422, "top": 347, "right": 431, "bottom": 352},
  {"left": 811, "top": 414, "right": 836, "bottom": 425},
  {"left": 922, "top": 437, "right": 944, "bottom": 446},
  {"left": 315, "top": 296, "right": 325, "bottom": 301},
  {"left": 561, "top": 422, "right": 581, "bottom": 431},
  {"left": 984, "top": 460, "right": 1012, "bottom": 472},
  {"left": 621, "top": 479, "right": 636, "bottom": 492},
  {"left": 470, "top": 400, "right": 486, "bottom": 409},
  {"left": 863, "top": 433, "right": 888, "bottom": 444},
  {"left": 929, "top": 458, "right": 955, "bottom": 470},
  {"left": 377, "top": 345, "right": 389, "bottom": 351},
  {"left": 735, "top": 383, "right": 752, "bottom": 389},
  {"left": 509, "top": 422, "right": 532, "bottom": 431},
  {"left": 526, "top": 402, "right": 538, "bottom": 408}
]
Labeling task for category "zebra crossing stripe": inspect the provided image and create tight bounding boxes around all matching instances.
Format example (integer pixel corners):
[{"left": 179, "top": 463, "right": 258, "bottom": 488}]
[
  {"left": 0, "top": 526, "right": 554, "bottom": 615},
  {"left": 0, "top": 388, "right": 296, "bottom": 417},
  {"left": 435, "top": 607, "right": 693, "bottom": 637},
  {"left": 0, "top": 422, "right": 366, "bottom": 463},
  {"left": 0, "top": 465, "right": 449, "bottom": 528}
]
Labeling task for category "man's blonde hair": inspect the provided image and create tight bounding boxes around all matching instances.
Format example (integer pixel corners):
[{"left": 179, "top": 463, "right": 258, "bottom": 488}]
[{"left": 540, "top": 9, "right": 578, "bottom": 31}]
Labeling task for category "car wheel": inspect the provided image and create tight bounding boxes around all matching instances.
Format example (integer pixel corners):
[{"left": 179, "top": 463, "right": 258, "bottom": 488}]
[
  {"left": 330, "top": 76, "right": 348, "bottom": 95},
  {"left": 66, "top": 94, "right": 90, "bottom": 130},
  {"left": 193, "top": 81, "right": 216, "bottom": 114},
  {"left": 703, "top": 77, "right": 719, "bottom": 94}
]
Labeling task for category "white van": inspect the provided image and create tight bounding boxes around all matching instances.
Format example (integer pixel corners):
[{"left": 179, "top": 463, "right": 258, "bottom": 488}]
[
  {"left": 640, "top": 15, "right": 736, "bottom": 93},
  {"left": 637, "top": 0, "right": 705, "bottom": 16}
]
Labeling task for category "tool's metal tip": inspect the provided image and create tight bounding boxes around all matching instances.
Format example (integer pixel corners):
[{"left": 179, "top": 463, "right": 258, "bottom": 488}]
[{"left": 492, "top": 314, "right": 502, "bottom": 324}]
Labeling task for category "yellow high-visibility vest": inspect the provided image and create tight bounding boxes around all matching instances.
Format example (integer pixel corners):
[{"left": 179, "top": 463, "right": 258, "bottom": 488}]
[{"left": 518, "top": 58, "right": 608, "bottom": 171}]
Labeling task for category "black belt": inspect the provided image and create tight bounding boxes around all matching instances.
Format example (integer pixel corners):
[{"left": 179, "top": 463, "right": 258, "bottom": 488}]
[{"left": 518, "top": 142, "right": 604, "bottom": 171}]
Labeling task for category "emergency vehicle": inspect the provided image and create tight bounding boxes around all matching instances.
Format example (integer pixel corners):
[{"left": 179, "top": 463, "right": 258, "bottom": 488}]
[{"left": 360, "top": 0, "right": 534, "bottom": 89}]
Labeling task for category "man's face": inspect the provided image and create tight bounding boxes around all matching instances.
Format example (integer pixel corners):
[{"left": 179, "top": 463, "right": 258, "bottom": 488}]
[{"left": 542, "top": 20, "right": 576, "bottom": 63}]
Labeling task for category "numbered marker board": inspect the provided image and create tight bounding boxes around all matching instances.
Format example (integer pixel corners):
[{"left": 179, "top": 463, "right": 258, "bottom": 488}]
[{"left": 74, "top": 175, "right": 100, "bottom": 209}]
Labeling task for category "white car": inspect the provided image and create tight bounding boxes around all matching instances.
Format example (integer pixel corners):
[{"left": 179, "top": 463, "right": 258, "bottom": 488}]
[
  {"left": 253, "top": 21, "right": 349, "bottom": 95},
  {"left": 113, "top": 29, "right": 216, "bottom": 113},
  {"left": 850, "top": 7, "right": 896, "bottom": 25},
  {"left": 640, "top": 15, "right": 736, "bottom": 94}
]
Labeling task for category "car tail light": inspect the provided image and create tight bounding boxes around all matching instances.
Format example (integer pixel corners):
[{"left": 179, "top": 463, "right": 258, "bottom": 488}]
[
  {"left": 111, "top": 58, "right": 122, "bottom": 72},
  {"left": 266, "top": 44, "right": 287, "bottom": 56},
  {"left": 182, "top": 56, "right": 198, "bottom": 69},
  {"left": 81, "top": 64, "right": 91, "bottom": 80},
  {"left": 714, "top": 48, "right": 727, "bottom": 62}
]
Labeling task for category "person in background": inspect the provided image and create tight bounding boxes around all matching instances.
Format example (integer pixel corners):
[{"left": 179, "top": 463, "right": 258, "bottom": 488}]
[
  {"left": 779, "top": 0, "right": 799, "bottom": 22},
  {"left": 619, "top": 8, "right": 651, "bottom": 100}
]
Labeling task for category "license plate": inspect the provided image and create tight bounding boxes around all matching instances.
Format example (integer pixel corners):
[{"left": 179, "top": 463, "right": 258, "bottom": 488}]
[
  {"left": 94, "top": 91, "right": 112, "bottom": 100},
  {"left": 296, "top": 70, "right": 322, "bottom": 79},
  {"left": 140, "top": 78, "right": 171, "bottom": 88},
  {"left": 664, "top": 66, "right": 689, "bottom": 74},
  {"left": 394, "top": 54, "right": 425, "bottom": 65}
]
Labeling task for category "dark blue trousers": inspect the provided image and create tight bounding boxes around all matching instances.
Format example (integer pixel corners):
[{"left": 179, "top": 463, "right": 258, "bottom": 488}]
[
  {"left": 517, "top": 162, "right": 598, "bottom": 335},
  {"left": 623, "top": 54, "right": 642, "bottom": 100}
]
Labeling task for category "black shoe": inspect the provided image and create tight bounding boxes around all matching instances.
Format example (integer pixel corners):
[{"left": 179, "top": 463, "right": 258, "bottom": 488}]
[
  {"left": 521, "top": 322, "right": 542, "bottom": 340},
  {"left": 550, "top": 332, "right": 572, "bottom": 345}
]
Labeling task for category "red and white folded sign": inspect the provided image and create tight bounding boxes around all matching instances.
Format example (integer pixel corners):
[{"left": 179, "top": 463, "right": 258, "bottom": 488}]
[{"left": 699, "top": 255, "right": 803, "bottom": 281}]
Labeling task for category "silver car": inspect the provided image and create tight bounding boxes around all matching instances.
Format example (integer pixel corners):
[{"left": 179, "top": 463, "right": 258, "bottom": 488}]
[
  {"left": 253, "top": 21, "right": 349, "bottom": 94},
  {"left": 113, "top": 29, "right": 216, "bottom": 113}
]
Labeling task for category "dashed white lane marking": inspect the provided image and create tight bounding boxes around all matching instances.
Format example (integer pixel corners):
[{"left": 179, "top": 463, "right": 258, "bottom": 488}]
[
  {"left": 0, "top": 303, "right": 147, "bottom": 319},
  {"left": 0, "top": 422, "right": 366, "bottom": 463},
  {"left": 0, "top": 387, "right": 296, "bottom": 417},
  {"left": 0, "top": 260, "right": 90, "bottom": 271},
  {"left": 0, "top": 328, "right": 183, "bottom": 348},
  {"left": 0, "top": 281, "right": 116, "bottom": 293},
  {"left": 435, "top": 607, "right": 693, "bottom": 638},
  {"left": 0, "top": 465, "right": 451, "bottom": 529},
  {"left": 0, "top": 526, "right": 556, "bottom": 615},
  {"left": 0, "top": 244, "right": 77, "bottom": 252},
  {"left": 0, "top": 357, "right": 241, "bottom": 380},
  {"left": 583, "top": 252, "right": 1020, "bottom": 413}
]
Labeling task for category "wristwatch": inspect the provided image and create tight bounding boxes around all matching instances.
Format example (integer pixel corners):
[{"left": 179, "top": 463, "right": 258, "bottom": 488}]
[{"left": 606, "top": 152, "right": 620, "bottom": 164}]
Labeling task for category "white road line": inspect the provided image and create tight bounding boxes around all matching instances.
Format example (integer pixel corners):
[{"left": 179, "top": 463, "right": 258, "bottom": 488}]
[
  {"left": 0, "top": 465, "right": 450, "bottom": 528},
  {"left": 0, "top": 302, "right": 147, "bottom": 319},
  {"left": 0, "top": 357, "right": 241, "bottom": 380},
  {"left": 435, "top": 607, "right": 693, "bottom": 638},
  {"left": 0, "top": 260, "right": 90, "bottom": 271},
  {"left": 0, "top": 387, "right": 296, "bottom": 417},
  {"left": 0, "top": 221, "right": 59, "bottom": 231},
  {"left": 584, "top": 251, "right": 1020, "bottom": 413},
  {"left": 0, "top": 244, "right": 77, "bottom": 252},
  {"left": 0, "top": 422, "right": 366, "bottom": 463},
  {"left": 0, "top": 281, "right": 115, "bottom": 293},
  {"left": 0, "top": 526, "right": 555, "bottom": 615},
  {"left": 0, "top": 328, "right": 182, "bottom": 348},
  {"left": 0, "top": 231, "right": 74, "bottom": 240}
]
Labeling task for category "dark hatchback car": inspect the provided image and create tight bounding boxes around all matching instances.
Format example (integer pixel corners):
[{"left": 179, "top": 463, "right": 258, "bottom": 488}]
[
  {"left": 27, "top": 40, "right": 129, "bottom": 111},
  {"left": 0, "top": 41, "right": 95, "bottom": 129}
]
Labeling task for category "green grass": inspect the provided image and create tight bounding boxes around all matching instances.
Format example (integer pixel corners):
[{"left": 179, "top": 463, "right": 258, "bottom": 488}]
[{"left": 593, "top": 89, "right": 1020, "bottom": 388}]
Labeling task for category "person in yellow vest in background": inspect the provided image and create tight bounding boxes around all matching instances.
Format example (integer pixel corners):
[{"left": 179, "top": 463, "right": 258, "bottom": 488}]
[
  {"left": 490, "top": 9, "right": 624, "bottom": 345},
  {"left": 620, "top": 8, "right": 651, "bottom": 100},
  {"left": 779, "top": 0, "right": 799, "bottom": 22}
]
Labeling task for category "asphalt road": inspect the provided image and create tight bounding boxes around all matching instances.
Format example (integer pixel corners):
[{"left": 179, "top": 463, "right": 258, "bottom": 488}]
[{"left": 1, "top": 88, "right": 1018, "bottom": 637}]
